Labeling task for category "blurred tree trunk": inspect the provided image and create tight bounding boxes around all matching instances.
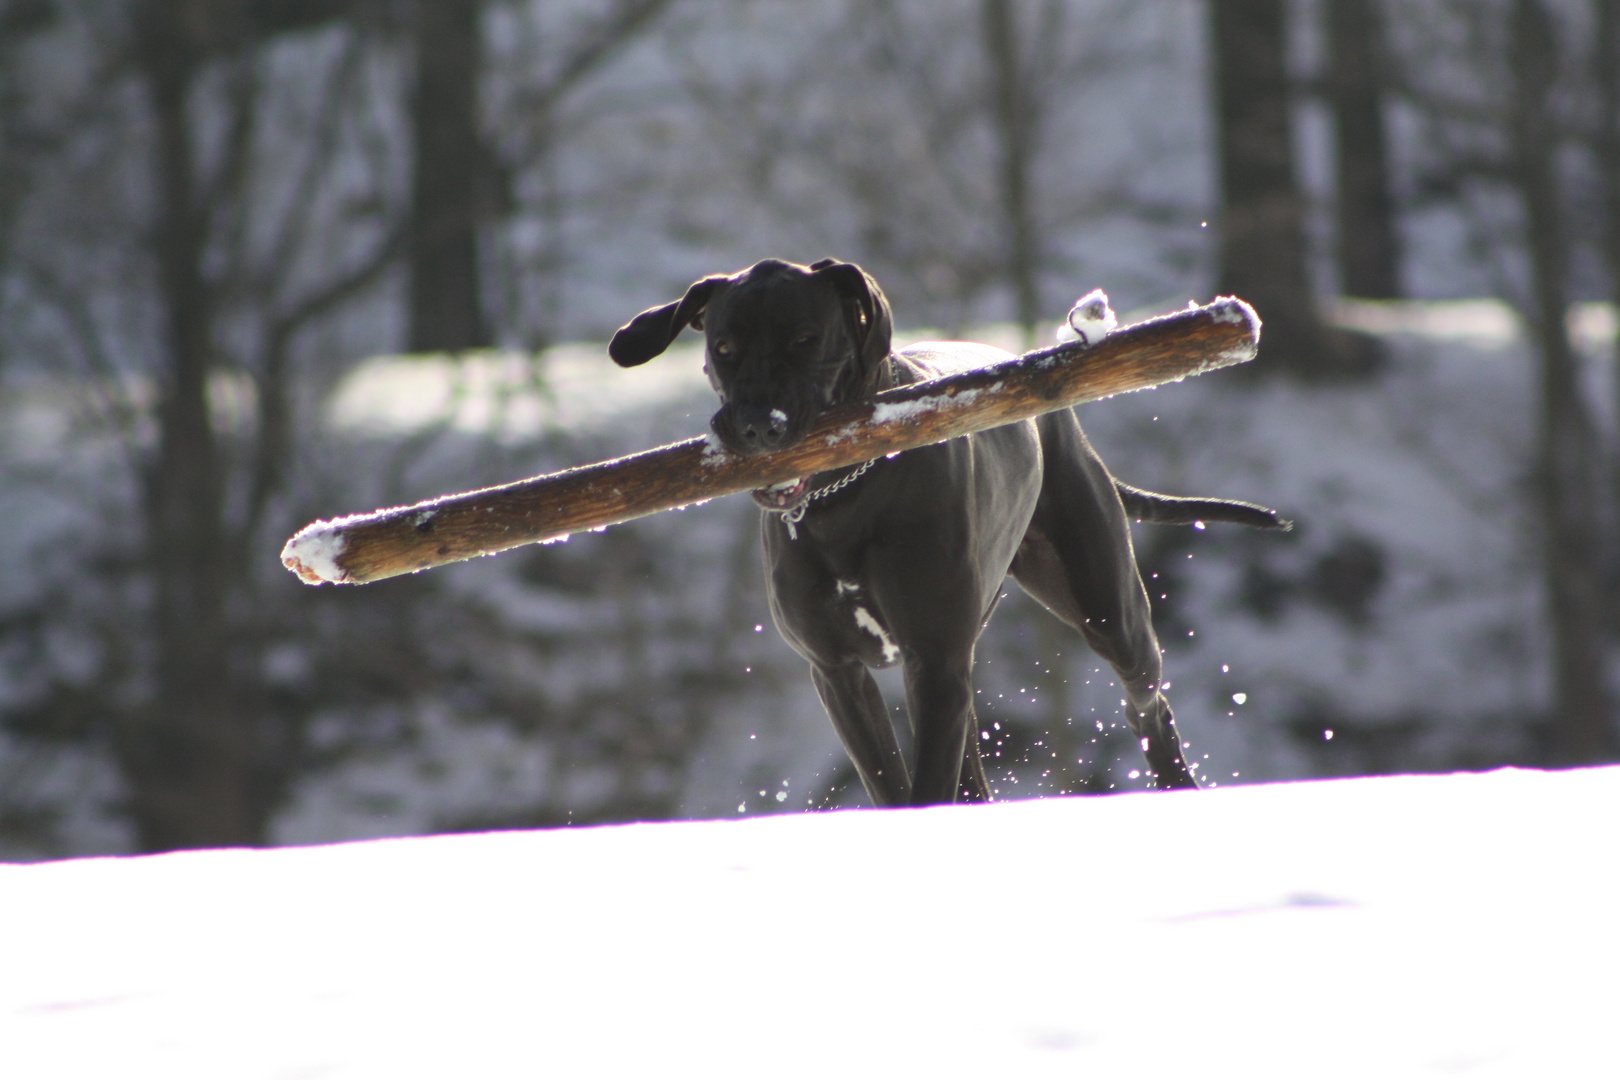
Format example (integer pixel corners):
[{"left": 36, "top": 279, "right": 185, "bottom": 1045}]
[
  {"left": 1209, "top": 0, "right": 1365, "bottom": 376},
  {"left": 1508, "top": 0, "right": 1615, "bottom": 763},
  {"left": 0, "top": 0, "right": 55, "bottom": 287},
  {"left": 1597, "top": 0, "right": 1620, "bottom": 544},
  {"left": 1325, "top": 0, "right": 1400, "bottom": 298},
  {"left": 129, "top": 3, "right": 258, "bottom": 850},
  {"left": 123, "top": 0, "right": 367, "bottom": 851},
  {"left": 408, "top": 0, "right": 492, "bottom": 352},
  {"left": 981, "top": 0, "right": 1039, "bottom": 344}
]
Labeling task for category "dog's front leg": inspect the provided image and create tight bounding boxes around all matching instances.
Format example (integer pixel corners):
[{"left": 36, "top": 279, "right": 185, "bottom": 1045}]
[
  {"left": 811, "top": 661, "right": 911, "bottom": 807},
  {"left": 902, "top": 654, "right": 981, "bottom": 806}
]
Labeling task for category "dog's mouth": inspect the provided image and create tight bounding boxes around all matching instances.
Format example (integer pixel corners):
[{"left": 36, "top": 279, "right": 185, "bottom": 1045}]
[{"left": 751, "top": 476, "right": 809, "bottom": 512}]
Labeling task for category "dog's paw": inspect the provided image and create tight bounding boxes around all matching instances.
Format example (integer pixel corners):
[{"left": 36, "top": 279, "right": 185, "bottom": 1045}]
[{"left": 1060, "top": 288, "right": 1117, "bottom": 347}]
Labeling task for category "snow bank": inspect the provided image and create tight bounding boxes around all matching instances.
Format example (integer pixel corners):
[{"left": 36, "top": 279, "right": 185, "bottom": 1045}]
[{"left": 4, "top": 767, "right": 1616, "bottom": 1077}]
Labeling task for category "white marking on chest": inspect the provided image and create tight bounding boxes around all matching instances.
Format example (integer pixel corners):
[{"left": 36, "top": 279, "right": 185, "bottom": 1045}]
[{"left": 851, "top": 605, "right": 900, "bottom": 664}]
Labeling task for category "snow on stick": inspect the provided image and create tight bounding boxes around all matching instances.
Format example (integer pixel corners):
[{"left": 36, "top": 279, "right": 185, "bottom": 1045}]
[{"left": 282, "top": 296, "right": 1259, "bottom": 585}]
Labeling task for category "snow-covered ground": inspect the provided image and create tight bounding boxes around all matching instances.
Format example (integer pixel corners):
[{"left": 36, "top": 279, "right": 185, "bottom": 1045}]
[{"left": 5, "top": 765, "right": 1616, "bottom": 1077}]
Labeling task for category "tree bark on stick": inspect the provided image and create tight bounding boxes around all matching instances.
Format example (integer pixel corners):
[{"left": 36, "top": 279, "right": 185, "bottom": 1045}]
[{"left": 284, "top": 297, "right": 1259, "bottom": 586}]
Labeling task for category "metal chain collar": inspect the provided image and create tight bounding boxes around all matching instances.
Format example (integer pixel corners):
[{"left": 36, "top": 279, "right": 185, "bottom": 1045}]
[{"left": 780, "top": 457, "right": 878, "bottom": 540}]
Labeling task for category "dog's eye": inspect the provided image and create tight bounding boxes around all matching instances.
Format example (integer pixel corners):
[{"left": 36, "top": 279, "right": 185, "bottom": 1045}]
[
  {"left": 713, "top": 340, "right": 733, "bottom": 358},
  {"left": 792, "top": 334, "right": 817, "bottom": 349}
]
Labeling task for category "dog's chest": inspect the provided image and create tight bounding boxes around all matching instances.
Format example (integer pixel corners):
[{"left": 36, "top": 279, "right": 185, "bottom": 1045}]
[{"left": 831, "top": 578, "right": 901, "bottom": 666}]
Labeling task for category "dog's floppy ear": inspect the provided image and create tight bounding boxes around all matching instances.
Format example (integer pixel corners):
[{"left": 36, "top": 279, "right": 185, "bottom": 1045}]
[
  {"left": 608, "top": 275, "right": 728, "bottom": 367},
  {"left": 809, "top": 259, "right": 893, "bottom": 370}
]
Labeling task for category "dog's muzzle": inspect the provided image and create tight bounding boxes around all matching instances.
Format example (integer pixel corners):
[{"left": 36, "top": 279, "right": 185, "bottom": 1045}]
[
  {"left": 732, "top": 405, "right": 792, "bottom": 451},
  {"left": 714, "top": 404, "right": 811, "bottom": 509}
]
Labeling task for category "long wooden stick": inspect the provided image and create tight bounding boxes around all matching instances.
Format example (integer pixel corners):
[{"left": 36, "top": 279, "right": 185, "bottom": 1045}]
[{"left": 283, "top": 297, "right": 1258, "bottom": 585}]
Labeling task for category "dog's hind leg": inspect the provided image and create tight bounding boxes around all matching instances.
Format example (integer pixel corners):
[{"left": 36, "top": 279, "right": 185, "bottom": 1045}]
[
  {"left": 1010, "top": 411, "right": 1201, "bottom": 790},
  {"left": 1124, "top": 696, "right": 1198, "bottom": 789},
  {"left": 811, "top": 662, "right": 912, "bottom": 807},
  {"left": 958, "top": 729, "right": 991, "bottom": 802},
  {"left": 1013, "top": 528, "right": 1199, "bottom": 790}
]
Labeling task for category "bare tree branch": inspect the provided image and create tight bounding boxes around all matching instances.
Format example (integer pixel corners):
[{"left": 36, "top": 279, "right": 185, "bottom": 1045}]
[{"left": 241, "top": 221, "right": 407, "bottom": 548}]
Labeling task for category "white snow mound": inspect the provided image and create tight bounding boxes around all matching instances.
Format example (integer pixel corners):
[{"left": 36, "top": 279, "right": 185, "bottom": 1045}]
[{"left": 3, "top": 767, "right": 1616, "bottom": 1078}]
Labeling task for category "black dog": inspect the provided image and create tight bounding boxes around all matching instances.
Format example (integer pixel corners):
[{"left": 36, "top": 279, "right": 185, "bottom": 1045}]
[{"left": 611, "top": 259, "right": 1285, "bottom": 806}]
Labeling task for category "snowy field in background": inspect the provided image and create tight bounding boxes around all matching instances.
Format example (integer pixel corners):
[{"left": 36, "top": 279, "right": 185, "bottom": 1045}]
[
  {"left": 5, "top": 766, "right": 1617, "bottom": 1078},
  {"left": 4, "top": 298, "right": 1614, "bottom": 855}
]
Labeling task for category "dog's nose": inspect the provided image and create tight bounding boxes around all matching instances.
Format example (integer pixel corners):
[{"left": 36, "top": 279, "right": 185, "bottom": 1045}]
[{"left": 736, "top": 406, "right": 790, "bottom": 449}]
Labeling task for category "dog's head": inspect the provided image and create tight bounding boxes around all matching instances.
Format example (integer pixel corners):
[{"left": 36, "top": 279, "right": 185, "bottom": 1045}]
[{"left": 609, "top": 259, "right": 893, "bottom": 458}]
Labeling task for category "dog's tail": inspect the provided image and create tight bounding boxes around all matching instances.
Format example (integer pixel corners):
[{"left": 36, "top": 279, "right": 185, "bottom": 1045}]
[{"left": 1115, "top": 481, "right": 1292, "bottom": 531}]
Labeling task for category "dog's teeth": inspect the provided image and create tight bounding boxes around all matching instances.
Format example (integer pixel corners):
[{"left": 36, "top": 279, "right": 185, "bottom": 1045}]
[{"left": 767, "top": 478, "right": 803, "bottom": 493}]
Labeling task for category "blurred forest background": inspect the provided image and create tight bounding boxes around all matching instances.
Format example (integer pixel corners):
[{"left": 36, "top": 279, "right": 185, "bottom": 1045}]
[{"left": 1, "top": 0, "right": 1618, "bottom": 858}]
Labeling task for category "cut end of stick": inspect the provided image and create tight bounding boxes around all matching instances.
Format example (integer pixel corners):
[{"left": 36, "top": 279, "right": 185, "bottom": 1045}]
[
  {"left": 1178, "top": 295, "right": 1262, "bottom": 373},
  {"left": 281, "top": 520, "right": 355, "bottom": 585},
  {"left": 1205, "top": 295, "right": 1261, "bottom": 340}
]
